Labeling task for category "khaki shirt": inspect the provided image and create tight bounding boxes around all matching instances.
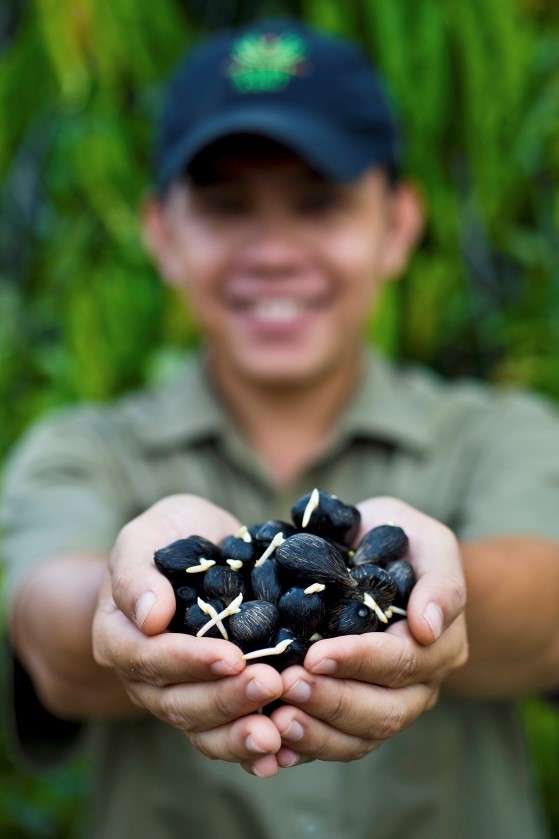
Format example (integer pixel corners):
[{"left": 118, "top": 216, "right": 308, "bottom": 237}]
[{"left": 3, "top": 349, "right": 559, "bottom": 839}]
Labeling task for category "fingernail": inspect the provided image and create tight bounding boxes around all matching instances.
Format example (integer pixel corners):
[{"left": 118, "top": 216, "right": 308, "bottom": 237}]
[
  {"left": 135, "top": 591, "right": 157, "bottom": 629},
  {"left": 281, "top": 749, "right": 300, "bottom": 767},
  {"left": 422, "top": 601, "right": 443, "bottom": 641},
  {"left": 245, "top": 734, "right": 269, "bottom": 754},
  {"left": 310, "top": 657, "right": 337, "bottom": 675},
  {"left": 246, "top": 678, "right": 273, "bottom": 702},
  {"left": 210, "top": 659, "right": 243, "bottom": 677},
  {"left": 284, "top": 679, "right": 312, "bottom": 703},
  {"left": 281, "top": 720, "right": 304, "bottom": 742}
]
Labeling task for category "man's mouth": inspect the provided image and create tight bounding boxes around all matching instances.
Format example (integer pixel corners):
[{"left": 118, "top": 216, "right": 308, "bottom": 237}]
[
  {"left": 228, "top": 294, "right": 330, "bottom": 323},
  {"left": 248, "top": 298, "right": 310, "bottom": 322}
]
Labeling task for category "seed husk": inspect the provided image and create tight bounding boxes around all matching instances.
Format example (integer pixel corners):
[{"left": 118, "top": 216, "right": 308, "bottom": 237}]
[
  {"left": 291, "top": 488, "right": 361, "bottom": 545},
  {"left": 154, "top": 536, "right": 222, "bottom": 584},
  {"left": 251, "top": 627, "right": 309, "bottom": 670},
  {"left": 351, "top": 564, "right": 397, "bottom": 608},
  {"left": 249, "top": 519, "right": 296, "bottom": 547},
  {"left": 385, "top": 559, "right": 416, "bottom": 605},
  {"left": 251, "top": 558, "right": 283, "bottom": 605},
  {"left": 278, "top": 586, "right": 326, "bottom": 639},
  {"left": 324, "top": 599, "right": 379, "bottom": 637},
  {"left": 203, "top": 564, "right": 246, "bottom": 603},
  {"left": 275, "top": 533, "right": 355, "bottom": 590},
  {"left": 183, "top": 598, "right": 225, "bottom": 638},
  {"left": 229, "top": 600, "right": 278, "bottom": 645},
  {"left": 196, "top": 593, "right": 244, "bottom": 639},
  {"left": 219, "top": 534, "right": 256, "bottom": 569},
  {"left": 167, "top": 584, "right": 200, "bottom": 632},
  {"left": 352, "top": 524, "right": 409, "bottom": 568}
]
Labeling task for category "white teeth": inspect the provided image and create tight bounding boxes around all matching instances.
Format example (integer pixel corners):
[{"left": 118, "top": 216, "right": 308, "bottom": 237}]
[{"left": 252, "top": 298, "right": 304, "bottom": 321}]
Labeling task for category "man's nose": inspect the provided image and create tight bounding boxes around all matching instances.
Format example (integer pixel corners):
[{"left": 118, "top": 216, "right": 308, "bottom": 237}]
[{"left": 239, "top": 218, "right": 306, "bottom": 276}]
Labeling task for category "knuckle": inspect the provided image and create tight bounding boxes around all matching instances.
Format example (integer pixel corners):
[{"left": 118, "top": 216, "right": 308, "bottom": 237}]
[
  {"left": 351, "top": 739, "right": 377, "bottom": 762},
  {"left": 323, "top": 685, "right": 352, "bottom": 727},
  {"left": 188, "top": 731, "right": 217, "bottom": 760},
  {"left": 158, "top": 688, "right": 188, "bottom": 731},
  {"left": 376, "top": 702, "right": 406, "bottom": 740},
  {"left": 304, "top": 726, "right": 333, "bottom": 760},
  {"left": 390, "top": 648, "right": 418, "bottom": 687},
  {"left": 206, "top": 683, "right": 234, "bottom": 723},
  {"left": 425, "top": 686, "right": 440, "bottom": 711},
  {"left": 134, "top": 644, "right": 164, "bottom": 685},
  {"left": 112, "top": 569, "right": 134, "bottom": 608}
]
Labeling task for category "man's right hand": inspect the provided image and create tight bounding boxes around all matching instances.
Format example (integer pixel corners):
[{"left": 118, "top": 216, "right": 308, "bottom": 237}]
[{"left": 92, "top": 495, "right": 284, "bottom": 777}]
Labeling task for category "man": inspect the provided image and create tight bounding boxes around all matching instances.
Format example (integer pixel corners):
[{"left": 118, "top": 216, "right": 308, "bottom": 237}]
[{"left": 4, "top": 18, "right": 559, "bottom": 839}]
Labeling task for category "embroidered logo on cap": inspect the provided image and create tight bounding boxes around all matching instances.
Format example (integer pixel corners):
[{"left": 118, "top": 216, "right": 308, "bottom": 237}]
[{"left": 226, "top": 32, "right": 307, "bottom": 93}]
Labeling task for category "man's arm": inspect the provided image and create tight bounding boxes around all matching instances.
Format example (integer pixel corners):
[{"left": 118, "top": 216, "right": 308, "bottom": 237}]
[
  {"left": 446, "top": 536, "right": 559, "bottom": 696},
  {"left": 9, "top": 552, "right": 135, "bottom": 719}
]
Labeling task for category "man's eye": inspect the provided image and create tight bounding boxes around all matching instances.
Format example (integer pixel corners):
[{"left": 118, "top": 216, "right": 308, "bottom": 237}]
[
  {"left": 296, "top": 191, "right": 343, "bottom": 214},
  {"left": 197, "top": 195, "right": 249, "bottom": 216}
]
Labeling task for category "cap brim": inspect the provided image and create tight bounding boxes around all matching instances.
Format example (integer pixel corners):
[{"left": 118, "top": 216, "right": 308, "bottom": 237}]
[{"left": 157, "top": 104, "right": 393, "bottom": 192}]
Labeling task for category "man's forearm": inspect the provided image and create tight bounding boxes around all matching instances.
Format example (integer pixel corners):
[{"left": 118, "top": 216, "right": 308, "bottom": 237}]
[
  {"left": 9, "top": 553, "right": 138, "bottom": 719},
  {"left": 445, "top": 536, "right": 559, "bottom": 697}
]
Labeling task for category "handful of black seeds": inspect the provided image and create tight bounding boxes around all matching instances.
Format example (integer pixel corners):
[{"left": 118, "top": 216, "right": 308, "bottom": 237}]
[{"left": 153, "top": 490, "right": 415, "bottom": 670}]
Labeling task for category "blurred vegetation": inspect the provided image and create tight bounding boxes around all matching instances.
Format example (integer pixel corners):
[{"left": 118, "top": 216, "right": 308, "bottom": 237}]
[{"left": 1, "top": 0, "right": 559, "bottom": 835}]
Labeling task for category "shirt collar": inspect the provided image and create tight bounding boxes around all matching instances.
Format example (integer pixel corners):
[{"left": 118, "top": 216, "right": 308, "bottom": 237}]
[
  {"left": 132, "top": 348, "right": 435, "bottom": 455},
  {"left": 336, "top": 348, "right": 435, "bottom": 454}
]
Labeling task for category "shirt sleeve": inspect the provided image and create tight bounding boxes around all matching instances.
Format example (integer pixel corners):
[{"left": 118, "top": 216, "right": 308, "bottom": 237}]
[
  {"left": 1, "top": 408, "right": 135, "bottom": 600},
  {"left": 1, "top": 407, "right": 136, "bottom": 770},
  {"left": 454, "top": 388, "right": 559, "bottom": 543}
]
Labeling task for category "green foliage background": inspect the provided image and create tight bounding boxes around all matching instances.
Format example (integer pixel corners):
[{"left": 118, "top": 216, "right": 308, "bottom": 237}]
[{"left": 1, "top": 0, "right": 559, "bottom": 835}]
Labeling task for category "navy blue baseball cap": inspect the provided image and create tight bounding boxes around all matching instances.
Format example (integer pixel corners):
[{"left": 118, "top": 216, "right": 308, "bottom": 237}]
[{"left": 155, "top": 18, "right": 402, "bottom": 193}]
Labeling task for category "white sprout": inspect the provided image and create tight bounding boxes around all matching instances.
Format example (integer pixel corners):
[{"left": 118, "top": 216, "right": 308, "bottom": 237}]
[
  {"left": 242, "top": 638, "right": 294, "bottom": 660},
  {"left": 302, "top": 487, "right": 320, "bottom": 528},
  {"left": 186, "top": 557, "right": 216, "bottom": 574},
  {"left": 363, "top": 592, "right": 389, "bottom": 624},
  {"left": 254, "top": 531, "right": 285, "bottom": 567}
]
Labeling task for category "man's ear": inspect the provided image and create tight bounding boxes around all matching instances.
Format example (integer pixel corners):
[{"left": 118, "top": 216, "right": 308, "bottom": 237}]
[
  {"left": 140, "top": 195, "right": 184, "bottom": 287},
  {"left": 380, "top": 181, "right": 425, "bottom": 279}
]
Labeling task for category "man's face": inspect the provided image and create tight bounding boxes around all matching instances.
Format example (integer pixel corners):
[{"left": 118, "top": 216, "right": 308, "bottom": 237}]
[{"left": 148, "top": 143, "right": 407, "bottom": 389}]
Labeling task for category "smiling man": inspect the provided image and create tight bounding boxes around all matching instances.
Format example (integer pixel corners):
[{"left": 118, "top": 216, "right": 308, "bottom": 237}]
[{"left": 4, "top": 18, "right": 559, "bottom": 839}]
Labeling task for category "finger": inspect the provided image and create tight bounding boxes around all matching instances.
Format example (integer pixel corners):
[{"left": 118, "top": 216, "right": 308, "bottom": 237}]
[
  {"left": 241, "top": 755, "right": 281, "bottom": 779},
  {"left": 272, "top": 705, "right": 378, "bottom": 764},
  {"left": 281, "top": 666, "right": 436, "bottom": 740},
  {"left": 357, "top": 497, "right": 466, "bottom": 644},
  {"left": 304, "top": 623, "right": 465, "bottom": 688},
  {"left": 93, "top": 603, "right": 245, "bottom": 685},
  {"left": 274, "top": 749, "right": 313, "bottom": 769},
  {"left": 128, "top": 663, "right": 284, "bottom": 732},
  {"left": 109, "top": 495, "right": 241, "bottom": 634},
  {"left": 189, "top": 714, "right": 282, "bottom": 763}
]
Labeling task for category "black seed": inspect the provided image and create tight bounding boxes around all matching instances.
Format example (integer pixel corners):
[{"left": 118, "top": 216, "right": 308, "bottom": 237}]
[
  {"left": 250, "top": 519, "right": 296, "bottom": 548},
  {"left": 154, "top": 536, "right": 222, "bottom": 584},
  {"left": 278, "top": 587, "right": 326, "bottom": 639},
  {"left": 350, "top": 564, "right": 397, "bottom": 612},
  {"left": 263, "top": 627, "right": 309, "bottom": 671},
  {"left": 275, "top": 533, "right": 355, "bottom": 590},
  {"left": 229, "top": 601, "right": 278, "bottom": 645},
  {"left": 251, "top": 559, "right": 283, "bottom": 605},
  {"left": 168, "top": 583, "right": 200, "bottom": 632},
  {"left": 385, "top": 559, "right": 416, "bottom": 606},
  {"left": 324, "top": 599, "right": 379, "bottom": 637},
  {"left": 183, "top": 599, "right": 225, "bottom": 638},
  {"left": 352, "top": 525, "right": 409, "bottom": 567},
  {"left": 291, "top": 490, "right": 361, "bottom": 545},
  {"left": 203, "top": 565, "right": 246, "bottom": 603},
  {"left": 219, "top": 534, "right": 255, "bottom": 568}
]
